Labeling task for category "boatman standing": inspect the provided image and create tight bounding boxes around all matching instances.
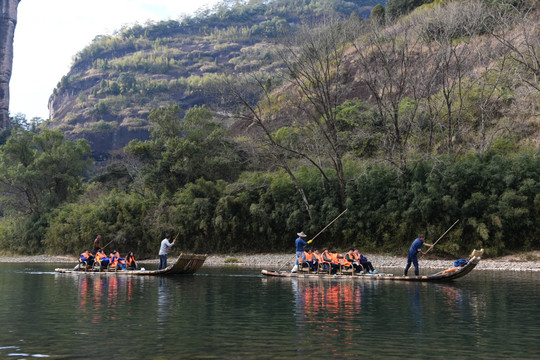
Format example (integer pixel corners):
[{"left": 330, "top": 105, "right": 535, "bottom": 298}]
[
  {"left": 158, "top": 235, "right": 175, "bottom": 270},
  {"left": 92, "top": 234, "right": 102, "bottom": 255},
  {"left": 291, "top": 231, "right": 311, "bottom": 273},
  {"left": 404, "top": 234, "right": 433, "bottom": 276}
]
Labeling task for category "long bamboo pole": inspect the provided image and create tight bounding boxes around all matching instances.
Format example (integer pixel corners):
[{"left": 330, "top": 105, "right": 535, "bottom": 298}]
[{"left": 423, "top": 219, "right": 460, "bottom": 256}]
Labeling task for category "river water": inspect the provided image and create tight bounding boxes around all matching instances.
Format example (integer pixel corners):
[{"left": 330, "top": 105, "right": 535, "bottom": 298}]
[{"left": 0, "top": 263, "right": 539, "bottom": 359}]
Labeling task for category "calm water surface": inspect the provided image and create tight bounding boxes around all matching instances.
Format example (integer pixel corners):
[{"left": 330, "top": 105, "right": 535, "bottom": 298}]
[{"left": 0, "top": 263, "right": 539, "bottom": 359}]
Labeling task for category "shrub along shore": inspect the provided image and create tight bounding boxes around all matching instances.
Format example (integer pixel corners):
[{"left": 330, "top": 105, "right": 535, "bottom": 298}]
[{"left": 1, "top": 252, "right": 539, "bottom": 272}]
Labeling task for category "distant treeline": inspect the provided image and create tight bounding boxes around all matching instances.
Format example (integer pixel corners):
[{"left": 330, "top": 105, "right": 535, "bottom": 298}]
[{"left": 1, "top": 122, "right": 537, "bottom": 258}]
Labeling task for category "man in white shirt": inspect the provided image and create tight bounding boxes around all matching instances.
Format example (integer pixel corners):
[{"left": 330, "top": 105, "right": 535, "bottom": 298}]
[{"left": 158, "top": 235, "right": 175, "bottom": 270}]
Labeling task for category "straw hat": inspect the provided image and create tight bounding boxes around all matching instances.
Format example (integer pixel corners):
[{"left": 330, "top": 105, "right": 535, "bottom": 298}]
[{"left": 297, "top": 232, "right": 307, "bottom": 237}]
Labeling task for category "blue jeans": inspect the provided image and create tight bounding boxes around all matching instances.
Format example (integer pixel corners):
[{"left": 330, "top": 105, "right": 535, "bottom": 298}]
[
  {"left": 158, "top": 254, "right": 168, "bottom": 270},
  {"left": 404, "top": 254, "right": 419, "bottom": 276},
  {"left": 295, "top": 251, "right": 303, "bottom": 265}
]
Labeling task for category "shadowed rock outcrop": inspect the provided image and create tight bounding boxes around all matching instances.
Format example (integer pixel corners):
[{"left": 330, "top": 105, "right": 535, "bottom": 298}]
[{"left": 0, "top": 0, "right": 20, "bottom": 130}]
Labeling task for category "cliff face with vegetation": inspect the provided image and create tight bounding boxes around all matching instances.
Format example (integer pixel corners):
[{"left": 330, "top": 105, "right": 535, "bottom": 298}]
[
  {"left": 0, "top": 0, "right": 19, "bottom": 130},
  {"left": 46, "top": 0, "right": 381, "bottom": 159},
  {"left": 1, "top": 0, "right": 539, "bottom": 257}
]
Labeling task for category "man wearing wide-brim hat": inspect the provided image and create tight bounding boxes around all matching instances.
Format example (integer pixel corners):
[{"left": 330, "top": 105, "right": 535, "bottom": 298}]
[{"left": 291, "top": 231, "right": 311, "bottom": 273}]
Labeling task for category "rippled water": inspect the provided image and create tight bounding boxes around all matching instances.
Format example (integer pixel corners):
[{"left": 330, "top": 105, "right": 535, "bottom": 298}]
[{"left": 0, "top": 263, "right": 539, "bottom": 359}]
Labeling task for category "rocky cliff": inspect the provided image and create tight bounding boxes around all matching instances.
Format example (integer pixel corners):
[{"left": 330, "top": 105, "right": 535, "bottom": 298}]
[{"left": 0, "top": 0, "right": 20, "bottom": 130}]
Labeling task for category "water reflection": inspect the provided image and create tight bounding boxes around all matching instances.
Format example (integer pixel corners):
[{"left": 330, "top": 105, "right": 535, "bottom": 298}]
[
  {"left": 157, "top": 277, "right": 169, "bottom": 328},
  {"left": 76, "top": 275, "right": 139, "bottom": 326},
  {"left": 286, "top": 276, "right": 488, "bottom": 356}
]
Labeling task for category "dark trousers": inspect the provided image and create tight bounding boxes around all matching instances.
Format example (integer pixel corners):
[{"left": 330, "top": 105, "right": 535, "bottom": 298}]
[
  {"left": 158, "top": 254, "right": 168, "bottom": 270},
  {"left": 361, "top": 261, "right": 374, "bottom": 272},
  {"left": 303, "top": 260, "right": 317, "bottom": 271},
  {"left": 404, "top": 254, "right": 419, "bottom": 276}
]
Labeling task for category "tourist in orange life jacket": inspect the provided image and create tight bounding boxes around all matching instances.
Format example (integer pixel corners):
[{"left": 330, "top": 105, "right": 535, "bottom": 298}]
[
  {"left": 126, "top": 251, "right": 137, "bottom": 270},
  {"left": 95, "top": 249, "right": 110, "bottom": 268},
  {"left": 109, "top": 250, "right": 126, "bottom": 270},
  {"left": 321, "top": 248, "right": 332, "bottom": 272},
  {"left": 338, "top": 253, "right": 352, "bottom": 271},
  {"left": 329, "top": 250, "right": 341, "bottom": 274},
  {"left": 301, "top": 248, "right": 317, "bottom": 271},
  {"left": 80, "top": 250, "right": 94, "bottom": 266},
  {"left": 313, "top": 249, "right": 323, "bottom": 271},
  {"left": 344, "top": 248, "right": 361, "bottom": 272}
]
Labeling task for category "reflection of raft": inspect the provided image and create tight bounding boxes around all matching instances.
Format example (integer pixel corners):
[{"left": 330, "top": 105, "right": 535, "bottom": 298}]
[
  {"left": 55, "top": 253, "right": 207, "bottom": 276},
  {"left": 262, "top": 249, "right": 484, "bottom": 282}
]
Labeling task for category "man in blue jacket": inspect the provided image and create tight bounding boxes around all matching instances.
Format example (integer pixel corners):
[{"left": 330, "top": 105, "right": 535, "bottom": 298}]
[
  {"left": 291, "top": 231, "right": 311, "bottom": 272},
  {"left": 404, "top": 234, "right": 433, "bottom": 276}
]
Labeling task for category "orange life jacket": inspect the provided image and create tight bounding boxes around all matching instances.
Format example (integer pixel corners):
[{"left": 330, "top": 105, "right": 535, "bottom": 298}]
[
  {"left": 342, "top": 253, "right": 354, "bottom": 267},
  {"left": 322, "top": 251, "right": 332, "bottom": 263},
  {"left": 80, "top": 251, "right": 92, "bottom": 260},
  {"left": 330, "top": 252, "right": 340, "bottom": 265},
  {"left": 303, "top": 252, "right": 313, "bottom": 261},
  {"left": 126, "top": 254, "right": 136, "bottom": 267},
  {"left": 313, "top": 253, "right": 323, "bottom": 263},
  {"left": 96, "top": 252, "right": 106, "bottom": 261}
]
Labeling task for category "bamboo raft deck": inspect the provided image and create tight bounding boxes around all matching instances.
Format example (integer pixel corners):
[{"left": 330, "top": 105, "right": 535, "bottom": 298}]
[
  {"left": 55, "top": 253, "right": 207, "bottom": 276},
  {"left": 262, "top": 249, "right": 484, "bottom": 282}
]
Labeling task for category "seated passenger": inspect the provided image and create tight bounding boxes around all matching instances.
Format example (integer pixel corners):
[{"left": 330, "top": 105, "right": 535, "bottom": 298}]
[
  {"left": 312, "top": 249, "right": 323, "bottom": 272},
  {"left": 80, "top": 250, "right": 94, "bottom": 267},
  {"left": 329, "top": 250, "right": 341, "bottom": 274},
  {"left": 126, "top": 251, "right": 137, "bottom": 270},
  {"left": 354, "top": 249, "right": 377, "bottom": 274},
  {"left": 321, "top": 248, "right": 332, "bottom": 273},
  {"left": 109, "top": 250, "right": 126, "bottom": 270},
  {"left": 344, "top": 248, "right": 361, "bottom": 272},
  {"left": 95, "top": 249, "right": 110, "bottom": 269},
  {"left": 301, "top": 248, "right": 317, "bottom": 271}
]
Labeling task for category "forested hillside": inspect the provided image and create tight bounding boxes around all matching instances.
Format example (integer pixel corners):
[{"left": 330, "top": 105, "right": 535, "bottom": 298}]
[
  {"left": 1, "top": 0, "right": 539, "bottom": 258},
  {"left": 47, "top": 0, "right": 381, "bottom": 160}
]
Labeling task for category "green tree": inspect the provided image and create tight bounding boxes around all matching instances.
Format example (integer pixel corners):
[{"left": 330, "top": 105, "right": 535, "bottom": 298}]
[
  {"left": 126, "top": 104, "right": 243, "bottom": 194},
  {"left": 370, "top": 3, "right": 385, "bottom": 23},
  {"left": 0, "top": 129, "right": 91, "bottom": 216}
]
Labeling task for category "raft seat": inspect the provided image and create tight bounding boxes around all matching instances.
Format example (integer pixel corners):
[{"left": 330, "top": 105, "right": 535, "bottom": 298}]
[
  {"left": 317, "top": 261, "right": 332, "bottom": 274},
  {"left": 78, "top": 258, "right": 92, "bottom": 272}
]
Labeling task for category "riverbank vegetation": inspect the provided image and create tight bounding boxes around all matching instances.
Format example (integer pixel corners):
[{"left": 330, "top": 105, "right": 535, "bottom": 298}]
[{"left": 1, "top": 0, "right": 539, "bottom": 258}]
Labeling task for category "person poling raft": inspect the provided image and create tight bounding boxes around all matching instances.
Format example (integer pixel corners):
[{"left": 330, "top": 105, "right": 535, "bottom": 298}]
[{"left": 404, "top": 219, "right": 460, "bottom": 276}]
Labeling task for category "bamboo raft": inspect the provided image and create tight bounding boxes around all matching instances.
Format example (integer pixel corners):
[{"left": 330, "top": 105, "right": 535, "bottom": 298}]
[
  {"left": 55, "top": 253, "right": 207, "bottom": 276},
  {"left": 262, "top": 249, "right": 484, "bottom": 282}
]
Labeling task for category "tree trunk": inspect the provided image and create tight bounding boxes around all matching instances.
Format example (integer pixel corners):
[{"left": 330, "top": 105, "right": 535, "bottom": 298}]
[{"left": 0, "top": 0, "right": 20, "bottom": 130}]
